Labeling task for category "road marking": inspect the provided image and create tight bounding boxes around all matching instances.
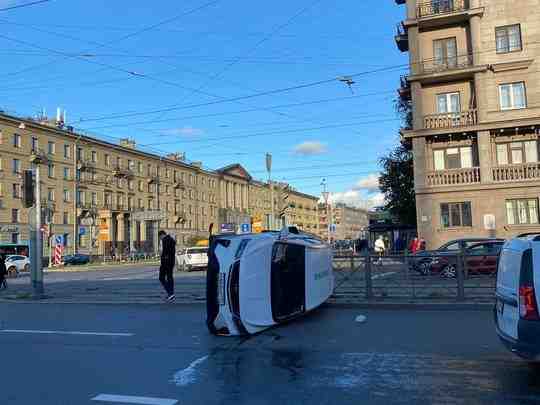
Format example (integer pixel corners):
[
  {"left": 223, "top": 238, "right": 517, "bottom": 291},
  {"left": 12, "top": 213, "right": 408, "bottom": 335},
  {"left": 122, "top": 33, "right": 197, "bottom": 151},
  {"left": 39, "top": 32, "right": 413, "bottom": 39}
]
[
  {"left": 0, "top": 329, "right": 133, "bottom": 337},
  {"left": 371, "top": 272, "right": 397, "bottom": 280},
  {"left": 92, "top": 394, "right": 177, "bottom": 405},
  {"left": 172, "top": 355, "right": 209, "bottom": 386}
]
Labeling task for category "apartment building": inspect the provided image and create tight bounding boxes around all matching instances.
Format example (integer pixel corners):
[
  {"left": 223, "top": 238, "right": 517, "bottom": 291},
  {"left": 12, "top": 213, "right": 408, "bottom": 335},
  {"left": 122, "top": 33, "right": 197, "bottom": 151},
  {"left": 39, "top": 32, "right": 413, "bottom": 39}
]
[
  {"left": 0, "top": 114, "right": 322, "bottom": 254},
  {"left": 286, "top": 190, "right": 320, "bottom": 234},
  {"left": 395, "top": 0, "right": 540, "bottom": 248},
  {"left": 333, "top": 203, "right": 369, "bottom": 240}
]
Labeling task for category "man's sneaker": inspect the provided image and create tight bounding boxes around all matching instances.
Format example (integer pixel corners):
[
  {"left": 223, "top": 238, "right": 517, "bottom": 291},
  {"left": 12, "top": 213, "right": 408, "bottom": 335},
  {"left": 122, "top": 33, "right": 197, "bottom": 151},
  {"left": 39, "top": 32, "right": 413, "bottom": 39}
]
[{"left": 167, "top": 294, "right": 176, "bottom": 302}]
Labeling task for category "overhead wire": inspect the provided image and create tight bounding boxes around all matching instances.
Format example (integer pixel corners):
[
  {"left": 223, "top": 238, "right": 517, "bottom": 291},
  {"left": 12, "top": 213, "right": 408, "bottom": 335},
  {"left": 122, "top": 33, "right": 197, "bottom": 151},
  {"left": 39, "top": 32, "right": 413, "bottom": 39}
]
[{"left": 0, "top": 0, "right": 50, "bottom": 12}]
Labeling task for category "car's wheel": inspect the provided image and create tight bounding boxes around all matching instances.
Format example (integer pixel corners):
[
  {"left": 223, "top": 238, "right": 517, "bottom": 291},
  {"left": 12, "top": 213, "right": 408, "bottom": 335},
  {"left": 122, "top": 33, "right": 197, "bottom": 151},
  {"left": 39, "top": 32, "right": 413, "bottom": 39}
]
[
  {"left": 418, "top": 260, "right": 431, "bottom": 276},
  {"left": 23, "top": 264, "right": 30, "bottom": 272},
  {"left": 441, "top": 264, "right": 456, "bottom": 278},
  {"left": 6, "top": 266, "right": 17, "bottom": 278},
  {"left": 186, "top": 265, "right": 193, "bottom": 272}
]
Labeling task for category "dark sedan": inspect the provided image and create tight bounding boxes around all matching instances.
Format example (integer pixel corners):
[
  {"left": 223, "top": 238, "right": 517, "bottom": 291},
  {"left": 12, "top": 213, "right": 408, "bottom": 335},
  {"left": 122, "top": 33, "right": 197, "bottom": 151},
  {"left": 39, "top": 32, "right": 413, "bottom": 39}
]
[
  {"left": 63, "top": 254, "right": 91, "bottom": 265},
  {"left": 409, "top": 238, "right": 505, "bottom": 275},
  {"left": 429, "top": 241, "right": 505, "bottom": 277}
]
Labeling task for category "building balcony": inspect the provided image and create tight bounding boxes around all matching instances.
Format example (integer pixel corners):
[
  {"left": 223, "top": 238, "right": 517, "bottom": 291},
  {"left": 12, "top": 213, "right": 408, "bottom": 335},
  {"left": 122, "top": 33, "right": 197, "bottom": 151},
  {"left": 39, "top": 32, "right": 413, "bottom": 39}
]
[
  {"left": 112, "top": 166, "right": 134, "bottom": 179},
  {"left": 420, "top": 54, "right": 473, "bottom": 75},
  {"left": 398, "top": 75, "right": 411, "bottom": 100},
  {"left": 492, "top": 163, "right": 540, "bottom": 183},
  {"left": 417, "top": 0, "right": 469, "bottom": 18},
  {"left": 426, "top": 167, "right": 480, "bottom": 187},
  {"left": 394, "top": 23, "right": 408, "bottom": 52},
  {"left": 76, "top": 160, "right": 96, "bottom": 171},
  {"left": 423, "top": 109, "right": 477, "bottom": 129}
]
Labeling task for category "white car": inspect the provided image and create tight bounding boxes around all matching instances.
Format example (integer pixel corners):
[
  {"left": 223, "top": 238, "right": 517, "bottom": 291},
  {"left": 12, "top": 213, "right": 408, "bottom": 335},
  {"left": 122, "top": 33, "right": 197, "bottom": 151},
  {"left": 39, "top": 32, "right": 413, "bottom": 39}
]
[
  {"left": 176, "top": 247, "right": 208, "bottom": 271},
  {"left": 495, "top": 234, "right": 540, "bottom": 361},
  {"left": 206, "top": 227, "right": 334, "bottom": 336},
  {"left": 5, "top": 255, "right": 30, "bottom": 277}
]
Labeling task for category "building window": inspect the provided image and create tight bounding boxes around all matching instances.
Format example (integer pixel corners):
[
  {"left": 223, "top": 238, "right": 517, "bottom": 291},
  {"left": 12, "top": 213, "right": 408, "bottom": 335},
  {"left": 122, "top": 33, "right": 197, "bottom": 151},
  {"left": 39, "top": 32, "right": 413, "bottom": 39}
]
[
  {"left": 499, "top": 82, "right": 526, "bottom": 110},
  {"left": 11, "top": 233, "right": 19, "bottom": 244},
  {"left": 31, "top": 137, "right": 38, "bottom": 152},
  {"left": 138, "top": 199, "right": 143, "bottom": 209},
  {"left": 433, "top": 146, "right": 473, "bottom": 170},
  {"left": 128, "top": 197, "right": 133, "bottom": 210},
  {"left": 138, "top": 181, "right": 144, "bottom": 192},
  {"left": 105, "top": 154, "right": 110, "bottom": 166},
  {"left": 12, "top": 158, "right": 20, "bottom": 174},
  {"left": 11, "top": 208, "right": 19, "bottom": 223},
  {"left": 12, "top": 183, "right": 20, "bottom": 198},
  {"left": 436, "top": 92, "right": 460, "bottom": 114},
  {"left": 64, "top": 144, "right": 70, "bottom": 159},
  {"left": 13, "top": 133, "right": 21, "bottom": 148},
  {"left": 165, "top": 185, "right": 170, "bottom": 195},
  {"left": 48, "top": 163, "right": 55, "bottom": 178},
  {"left": 496, "top": 141, "right": 537, "bottom": 165},
  {"left": 63, "top": 212, "right": 69, "bottom": 225},
  {"left": 63, "top": 167, "right": 70, "bottom": 180},
  {"left": 91, "top": 192, "right": 97, "bottom": 205},
  {"left": 63, "top": 189, "right": 70, "bottom": 202},
  {"left": 47, "top": 141, "right": 55, "bottom": 155},
  {"left": 138, "top": 162, "right": 143, "bottom": 173},
  {"left": 47, "top": 188, "right": 55, "bottom": 201},
  {"left": 440, "top": 202, "right": 472, "bottom": 228},
  {"left": 116, "top": 156, "right": 121, "bottom": 167},
  {"left": 128, "top": 160, "right": 134, "bottom": 170},
  {"left": 77, "top": 147, "right": 83, "bottom": 161},
  {"left": 91, "top": 151, "right": 97, "bottom": 163},
  {"left": 128, "top": 180, "right": 134, "bottom": 190},
  {"left": 506, "top": 199, "right": 539, "bottom": 225},
  {"left": 166, "top": 168, "right": 170, "bottom": 178},
  {"left": 496, "top": 24, "right": 522, "bottom": 53},
  {"left": 433, "top": 37, "right": 457, "bottom": 68}
]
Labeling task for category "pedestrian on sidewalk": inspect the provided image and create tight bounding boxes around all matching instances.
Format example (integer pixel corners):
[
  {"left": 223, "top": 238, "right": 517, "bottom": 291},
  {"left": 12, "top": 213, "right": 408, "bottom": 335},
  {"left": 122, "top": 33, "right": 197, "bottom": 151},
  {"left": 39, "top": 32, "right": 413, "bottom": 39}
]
[
  {"left": 158, "top": 230, "right": 176, "bottom": 302},
  {"left": 374, "top": 235, "right": 386, "bottom": 265}
]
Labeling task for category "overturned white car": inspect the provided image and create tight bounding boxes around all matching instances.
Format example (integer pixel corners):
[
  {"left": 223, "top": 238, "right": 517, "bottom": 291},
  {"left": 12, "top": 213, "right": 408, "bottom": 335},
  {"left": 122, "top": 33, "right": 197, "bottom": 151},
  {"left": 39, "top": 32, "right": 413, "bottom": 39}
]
[{"left": 206, "top": 227, "right": 334, "bottom": 336}]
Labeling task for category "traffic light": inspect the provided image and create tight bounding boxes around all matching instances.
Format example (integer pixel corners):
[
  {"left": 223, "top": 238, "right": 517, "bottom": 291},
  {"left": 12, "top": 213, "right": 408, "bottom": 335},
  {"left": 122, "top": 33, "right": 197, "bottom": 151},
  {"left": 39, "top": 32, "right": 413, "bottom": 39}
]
[{"left": 23, "top": 170, "right": 35, "bottom": 208}]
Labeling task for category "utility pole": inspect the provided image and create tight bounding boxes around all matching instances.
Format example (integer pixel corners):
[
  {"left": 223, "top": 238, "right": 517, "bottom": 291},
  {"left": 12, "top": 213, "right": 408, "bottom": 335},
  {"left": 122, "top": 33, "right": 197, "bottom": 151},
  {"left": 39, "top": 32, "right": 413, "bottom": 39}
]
[
  {"left": 321, "top": 179, "right": 330, "bottom": 244},
  {"left": 29, "top": 155, "right": 44, "bottom": 297},
  {"left": 266, "top": 153, "right": 273, "bottom": 230},
  {"left": 73, "top": 135, "right": 81, "bottom": 255}
]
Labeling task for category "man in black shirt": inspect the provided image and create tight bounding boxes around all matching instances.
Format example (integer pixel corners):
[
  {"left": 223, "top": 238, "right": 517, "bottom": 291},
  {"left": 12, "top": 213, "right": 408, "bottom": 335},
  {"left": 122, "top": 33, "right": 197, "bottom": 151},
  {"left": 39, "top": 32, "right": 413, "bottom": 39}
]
[{"left": 158, "top": 230, "right": 176, "bottom": 302}]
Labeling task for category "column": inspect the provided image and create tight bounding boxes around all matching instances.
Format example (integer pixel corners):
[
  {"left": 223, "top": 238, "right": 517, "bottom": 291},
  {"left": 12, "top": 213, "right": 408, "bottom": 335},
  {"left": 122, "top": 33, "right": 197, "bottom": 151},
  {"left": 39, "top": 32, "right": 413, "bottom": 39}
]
[
  {"left": 407, "top": 25, "right": 421, "bottom": 76},
  {"left": 412, "top": 137, "right": 427, "bottom": 189},
  {"left": 477, "top": 130, "right": 493, "bottom": 184},
  {"left": 130, "top": 218, "right": 137, "bottom": 251}
]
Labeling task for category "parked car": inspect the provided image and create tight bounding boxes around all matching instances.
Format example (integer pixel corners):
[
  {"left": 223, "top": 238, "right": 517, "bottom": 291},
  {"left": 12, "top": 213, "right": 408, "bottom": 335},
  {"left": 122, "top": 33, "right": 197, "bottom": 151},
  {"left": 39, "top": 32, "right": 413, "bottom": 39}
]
[
  {"left": 63, "top": 254, "right": 90, "bottom": 265},
  {"left": 429, "top": 241, "right": 505, "bottom": 277},
  {"left": 495, "top": 234, "right": 540, "bottom": 362},
  {"left": 5, "top": 255, "right": 30, "bottom": 277},
  {"left": 206, "top": 227, "right": 334, "bottom": 336},
  {"left": 177, "top": 247, "right": 208, "bottom": 271},
  {"left": 410, "top": 238, "right": 505, "bottom": 275}
]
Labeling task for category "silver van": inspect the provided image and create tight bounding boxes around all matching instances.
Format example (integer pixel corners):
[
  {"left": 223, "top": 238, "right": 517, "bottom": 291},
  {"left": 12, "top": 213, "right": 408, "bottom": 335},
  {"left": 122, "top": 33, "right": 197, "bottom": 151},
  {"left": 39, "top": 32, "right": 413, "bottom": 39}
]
[{"left": 495, "top": 234, "right": 540, "bottom": 361}]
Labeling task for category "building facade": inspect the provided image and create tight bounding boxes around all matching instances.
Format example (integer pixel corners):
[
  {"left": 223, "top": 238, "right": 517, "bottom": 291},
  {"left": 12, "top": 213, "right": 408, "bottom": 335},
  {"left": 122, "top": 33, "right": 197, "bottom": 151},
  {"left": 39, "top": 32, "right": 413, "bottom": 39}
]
[
  {"left": 396, "top": 0, "right": 540, "bottom": 248},
  {"left": 0, "top": 114, "right": 323, "bottom": 255},
  {"left": 333, "top": 203, "right": 369, "bottom": 240}
]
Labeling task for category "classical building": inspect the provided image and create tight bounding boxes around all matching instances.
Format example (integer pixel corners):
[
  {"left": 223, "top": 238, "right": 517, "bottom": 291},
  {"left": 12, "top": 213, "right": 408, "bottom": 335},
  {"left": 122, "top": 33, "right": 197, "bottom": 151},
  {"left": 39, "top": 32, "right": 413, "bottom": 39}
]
[
  {"left": 333, "top": 203, "right": 369, "bottom": 240},
  {"left": 0, "top": 114, "right": 322, "bottom": 255},
  {"left": 396, "top": 0, "right": 540, "bottom": 248}
]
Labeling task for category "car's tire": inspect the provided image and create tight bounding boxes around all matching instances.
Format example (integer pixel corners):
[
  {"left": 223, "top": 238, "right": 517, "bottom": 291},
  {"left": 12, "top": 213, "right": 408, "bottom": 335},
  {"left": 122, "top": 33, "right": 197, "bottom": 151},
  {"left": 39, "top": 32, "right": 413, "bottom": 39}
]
[
  {"left": 6, "top": 266, "right": 17, "bottom": 278},
  {"left": 441, "top": 264, "right": 456, "bottom": 278},
  {"left": 418, "top": 260, "right": 431, "bottom": 276},
  {"left": 23, "top": 264, "right": 30, "bottom": 272},
  {"left": 186, "top": 265, "right": 193, "bottom": 272}
]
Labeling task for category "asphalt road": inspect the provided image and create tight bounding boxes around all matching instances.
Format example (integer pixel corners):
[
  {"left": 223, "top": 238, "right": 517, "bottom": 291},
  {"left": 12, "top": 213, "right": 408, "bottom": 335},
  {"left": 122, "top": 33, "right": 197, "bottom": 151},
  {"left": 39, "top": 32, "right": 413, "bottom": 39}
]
[{"left": 0, "top": 304, "right": 539, "bottom": 404}]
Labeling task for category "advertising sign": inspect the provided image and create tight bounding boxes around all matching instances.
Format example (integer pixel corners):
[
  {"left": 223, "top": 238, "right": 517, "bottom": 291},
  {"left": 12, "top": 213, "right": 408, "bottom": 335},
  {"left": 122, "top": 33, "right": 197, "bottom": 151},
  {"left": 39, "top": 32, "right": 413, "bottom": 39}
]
[{"left": 220, "top": 223, "right": 235, "bottom": 234}]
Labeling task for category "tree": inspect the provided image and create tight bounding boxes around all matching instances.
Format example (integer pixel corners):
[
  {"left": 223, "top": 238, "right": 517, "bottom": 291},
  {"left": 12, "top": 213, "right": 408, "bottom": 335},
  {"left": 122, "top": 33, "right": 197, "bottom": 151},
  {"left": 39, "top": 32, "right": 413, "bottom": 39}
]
[
  {"left": 379, "top": 143, "right": 416, "bottom": 226},
  {"left": 378, "top": 81, "right": 416, "bottom": 226}
]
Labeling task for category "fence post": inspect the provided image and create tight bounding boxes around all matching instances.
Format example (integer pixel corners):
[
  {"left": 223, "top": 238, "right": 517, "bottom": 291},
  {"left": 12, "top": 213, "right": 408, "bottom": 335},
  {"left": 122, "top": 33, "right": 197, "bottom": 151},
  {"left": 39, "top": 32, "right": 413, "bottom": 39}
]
[
  {"left": 365, "top": 253, "right": 373, "bottom": 300},
  {"left": 456, "top": 251, "right": 465, "bottom": 301}
]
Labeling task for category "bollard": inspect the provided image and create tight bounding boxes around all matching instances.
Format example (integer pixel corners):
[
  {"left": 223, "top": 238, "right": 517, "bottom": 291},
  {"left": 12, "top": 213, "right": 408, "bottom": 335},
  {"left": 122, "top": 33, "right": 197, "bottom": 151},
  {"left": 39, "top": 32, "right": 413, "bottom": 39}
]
[
  {"left": 365, "top": 253, "right": 373, "bottom": 300},
  {"left": 456, "top": 251, "right": 466, "bottom": 301}
]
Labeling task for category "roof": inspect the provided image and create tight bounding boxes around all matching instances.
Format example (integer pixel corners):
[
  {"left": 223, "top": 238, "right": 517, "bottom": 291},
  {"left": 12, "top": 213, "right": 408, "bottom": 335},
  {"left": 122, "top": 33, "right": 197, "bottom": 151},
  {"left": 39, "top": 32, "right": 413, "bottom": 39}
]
[{"left": 216, "top": 163, "right": 253, "bottom": 181}]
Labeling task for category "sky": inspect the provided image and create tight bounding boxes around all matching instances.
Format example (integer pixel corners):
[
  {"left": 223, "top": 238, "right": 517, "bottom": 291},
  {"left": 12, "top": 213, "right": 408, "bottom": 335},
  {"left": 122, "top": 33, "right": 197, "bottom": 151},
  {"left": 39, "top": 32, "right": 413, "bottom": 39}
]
[{"left": 0, "top": 0, "right": 408, "bottom": 208}]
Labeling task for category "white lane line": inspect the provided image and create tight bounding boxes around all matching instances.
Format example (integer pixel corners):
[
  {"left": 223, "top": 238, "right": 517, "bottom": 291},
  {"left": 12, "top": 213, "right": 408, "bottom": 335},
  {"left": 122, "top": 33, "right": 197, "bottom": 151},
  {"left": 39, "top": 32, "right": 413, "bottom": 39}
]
[
  {"left": 371, "top": 271, "right": 397, "bottom": 280},
  {"left": 92, "top": 394, "right": 177, "bottom": 405},
  {"left": 0, "top": 329, "right": 133, "bottom": 337},
  {"left": 172, "top": 355, "right": 209, "bottom": 386}
]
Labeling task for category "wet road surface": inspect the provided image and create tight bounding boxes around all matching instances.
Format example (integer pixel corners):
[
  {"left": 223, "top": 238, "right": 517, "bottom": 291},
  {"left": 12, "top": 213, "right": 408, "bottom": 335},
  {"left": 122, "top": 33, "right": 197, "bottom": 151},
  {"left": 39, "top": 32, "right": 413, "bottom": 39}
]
[{"left": 0, "top": 304, "right": 539, "bottom": 404}]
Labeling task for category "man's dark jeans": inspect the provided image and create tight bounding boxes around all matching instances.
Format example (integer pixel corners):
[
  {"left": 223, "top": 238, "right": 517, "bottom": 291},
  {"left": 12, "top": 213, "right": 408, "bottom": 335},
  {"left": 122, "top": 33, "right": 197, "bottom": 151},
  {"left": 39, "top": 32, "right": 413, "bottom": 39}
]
[{"left": 159, "top": 264, "right": 174, "bottom": 296}]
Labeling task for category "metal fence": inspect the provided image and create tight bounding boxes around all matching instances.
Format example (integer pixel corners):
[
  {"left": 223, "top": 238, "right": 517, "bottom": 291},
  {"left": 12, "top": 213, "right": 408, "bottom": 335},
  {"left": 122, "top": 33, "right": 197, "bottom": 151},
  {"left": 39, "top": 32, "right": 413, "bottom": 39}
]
[{"left": 331, "top": 252, "right": 497, "bottom": 303}]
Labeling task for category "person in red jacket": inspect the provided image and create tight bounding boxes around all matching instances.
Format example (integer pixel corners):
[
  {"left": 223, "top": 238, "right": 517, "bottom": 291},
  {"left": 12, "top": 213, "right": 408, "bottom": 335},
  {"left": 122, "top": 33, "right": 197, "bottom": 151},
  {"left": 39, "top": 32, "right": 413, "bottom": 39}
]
[{"left": 409, "top": 236, "right": 419, "bottom": 254}]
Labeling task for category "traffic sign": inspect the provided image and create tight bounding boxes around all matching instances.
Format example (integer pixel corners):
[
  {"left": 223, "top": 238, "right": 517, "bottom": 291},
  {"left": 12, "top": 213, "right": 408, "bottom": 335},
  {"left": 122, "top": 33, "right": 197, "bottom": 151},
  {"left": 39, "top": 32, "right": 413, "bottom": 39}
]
[
  {"left": 240, "top": 223, "right": 251, "bottom": 234},
  {"left": 79, "top": 226, "right": 86, "bottom": 236},
  {"left": 80, "top": 216, "right": 94, "bottom": 226},
  {"left": 54, "top": 235, "right": 64, "bottom": 246}
]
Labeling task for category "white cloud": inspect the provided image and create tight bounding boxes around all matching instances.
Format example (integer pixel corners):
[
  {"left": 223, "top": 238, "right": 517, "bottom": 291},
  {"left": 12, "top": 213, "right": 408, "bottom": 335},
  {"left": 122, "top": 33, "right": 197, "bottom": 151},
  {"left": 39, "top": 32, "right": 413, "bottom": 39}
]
[
  {"left": 292, "top": 141, "right": 328, "bottom": 156},
  {"left": 164, "top": 126, "right": 204, "bottom": 137},
  {"left": 353, "top": 173, "right": 380, "bottom": 192},
  {"left": 324, "top": 190, "right": 385, "bottom": 210}
]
